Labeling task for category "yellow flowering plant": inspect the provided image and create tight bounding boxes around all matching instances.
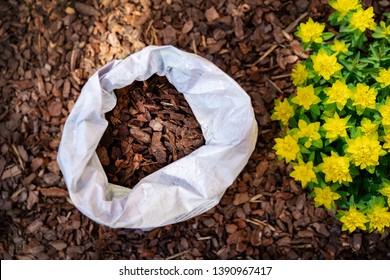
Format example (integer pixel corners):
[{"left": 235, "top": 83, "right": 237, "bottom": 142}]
[{"left": 272, "top": 0, "right": 390, "bottom": 234}]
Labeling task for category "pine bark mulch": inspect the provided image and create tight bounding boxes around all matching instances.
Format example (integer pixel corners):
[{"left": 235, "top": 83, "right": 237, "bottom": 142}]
[{"left": 1, "top": 0, "right": 389, "bottom": 259}]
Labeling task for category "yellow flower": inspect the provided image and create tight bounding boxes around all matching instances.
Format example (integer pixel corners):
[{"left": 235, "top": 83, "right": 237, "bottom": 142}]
[
  {"left": 291, "top": 63, "right": 308, "bottom": 86},
  {"left": 379, "top": 23, "right": 390, "bottom": 37},
  {"left": 378, "top": 97, "right": 390, "bottom": 127},
  {"left": 296, "top": 119, "right": 321, "bottom": 148},
  {"left": 359, "top": 118, "right": 378, "bottom": 137},
  {"left": 313, "top": 186, "right": 341, "bottom": 209},
  {"left": 349, "top": 7, "right": 376, "bottom": 32},
  {"left": 367, "top": 205, "right": 390, "bottom": 233},
  {"left": 322, "top": 113, "right": 350, "bottom": 140},
  {"left": 290, "top": 161, "right": 318, "bottom": 187},
  {"left": 324, "top": 80, "right": 352, "bottom": 110},
  {"left": 378, "top": 182, "right": 390, "bottom": 205},
  {"left": 376, "top": 68, "right": 390, "bottom": 88},
  {"left": 319, "top": 152, "right": 352, "bottom": 184},
  {"left": 331, "top": 40, "right": 348, "bottom": 55},
  {"left": 271, "top": 99, "right": 294, "bottom": 125},
  {"left": 330, "top": 0, "right": 360, "bottom": 17},
  {"left": 340, "top": 206, "right": 368, "bottom": 233},
  {"left": 352, "top": 83, "right": 377, "bottom": 112},
  {"left": 296, "top": 18, "right": 325, "bottom": 43},
  {"left": 346, "top": 135, "right": 384, "bottom": 170},
  {"left": 273, "top": 135, "right": 300, "bottom": 163},
  {"left": 291, "top": 85, "right": 320, "bottom": 110},
  {"left": 311, "top": 48, "right": 343, "bottom": 80}
]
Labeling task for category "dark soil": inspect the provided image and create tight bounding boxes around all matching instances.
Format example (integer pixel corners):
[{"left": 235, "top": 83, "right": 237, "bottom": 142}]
[{"left": 1, "top": 0, "right": 389, "bottom": 259}]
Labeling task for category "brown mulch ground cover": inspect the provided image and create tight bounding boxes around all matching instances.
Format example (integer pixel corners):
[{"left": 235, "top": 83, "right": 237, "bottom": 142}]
[{"left": 1, "top": 0, "right": 390, "bottom": 260}]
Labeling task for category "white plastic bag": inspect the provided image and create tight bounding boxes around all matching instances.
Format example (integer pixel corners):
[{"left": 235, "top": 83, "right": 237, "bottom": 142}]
[{"left": 58, "top": 45, "right": 257, "bottom": 230}]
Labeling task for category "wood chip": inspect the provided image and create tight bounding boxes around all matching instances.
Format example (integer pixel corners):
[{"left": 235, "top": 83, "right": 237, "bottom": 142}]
[
  {"left": 49, "top": 240, "right": 67, "bottom": 251},
  {"left": 205, "top": 7, "right": 219, "bottom": 23},
  {"left": 26, "top": 219, "right": 43, "bottom": 234},
  {"left": 162, "top": 25, "right": 177, "bottom": 45},
  {"left": 130, "top": 127, "right": 151, "bottom": 143},
  {"left": 232, "top": 192, "right": 249, "bottom": 206},
  {"left": 96, "top": 146, "right": 110, "bottom": 166},
  {"left": 26, "top": 191, "right": 39, "bottom": 210},
  {"left": 74, "top": 2, "right": 98, "bottom": 16},
  {"left": 0, "top": 157, "right": 6, "bottom": 178},
  {"left": 1, "top": 165, "right": 22, "bottom": 180},
  {"left": 182, "top": 20, "right": 194, "bottom": 34},
  {"left": 255, "top": 160, "right": 269, "bottom": 178},
  {"left": 48, "top": 101, "right": 62, "bottom": 117},
  {"left": 65, "top": 7, "right": 76, "bottom": 15},
  {"left": 39, "top": 187, "right": 68, "bottom": 197}
]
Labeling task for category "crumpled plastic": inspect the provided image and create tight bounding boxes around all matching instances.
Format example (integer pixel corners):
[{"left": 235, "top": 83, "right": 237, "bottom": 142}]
[{"left": 57, "top": 45, "right": 258, "bottom": 230}]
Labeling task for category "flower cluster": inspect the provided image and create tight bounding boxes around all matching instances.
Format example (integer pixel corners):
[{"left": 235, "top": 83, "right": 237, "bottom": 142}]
[{"left": 272, "top": 0, "right": 390, "bottom": 233}]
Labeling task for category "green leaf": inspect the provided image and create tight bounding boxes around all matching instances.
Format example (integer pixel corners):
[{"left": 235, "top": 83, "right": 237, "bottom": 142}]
[
  {"left": 357, "top": 33, "right": 367, "bottom": 50},
  {"left": 349, "top": 165, "right": 360, "bottom": 177},
  {"left": 288, "top": 128, "right": 300, "bottom": 136},
  {"left": 359, "top": 58, "right": 379, "bottom": 66},
  {"left": 302, "top": 114, "right": 311, "bottom": 124},
  {"left": 353, "top": 29, "right": 362, "bottom": 41},
  {"left": 366, "top": 166, "right": 376, "bottom": 174},
  {"left": 366, "top": 196, "right": 386, "bottom": 208},
  {"left": 314, "top": 87, "right": 323, "bottom": 95},
  {"left": 340, "top": 59, "right": 353, "bottom": 71},
  {"left": 348, "top": 195, "right": 356, "bottom": 206},
  {"left": 353, "top": 51, "right": 361, "bottom": 64},
  {"left": 328, "top": 11, "right": 341, "bottom": 25},
  {"left": 324, "top": 103, "right": 336, "bottom": 113},
  {"left": 299, "top": 106, "right": 306, "bottom": 116},
  {"left": 322, "top": 32, "right": 335, "bottom": 41},
  {"left": 355, "top": 107, "right": 365, "bottom": 116},
  {"left": 302, "top": 41, "right": 312, "bottom": 51},
  {"left": 300, "top": 145, "right": 311, "bottom": 154},
  {"left": 340, "top": 25, "right": 355, "bottom": 34},
  {"left": 310, "top": 104, "right": 321, "bottom": 119},
  {"left": 356, "top": 62, "right": 368, "bottom": 70},
  {"left": 309, "top": 151, "right": 316, "bottom": 162},
  {"left": 372, "top": 32, "right": 384, "bottom": 39},
  {"left": 289, "top": 116, "right": 298, "bottom": 128},
  {"left": 324, "top": 138, "right": 333, "bottom": 146},
  {"left": 349, "top": 126, "right": 358, "bottom": 139},
  {"left": 369, "top": 44, "right": 379, "bottom": 59},
  {"left": 298, "top": 136, "right": 309, "bottom": 145},
  {"left": 312, "top": 139, "right": 323, "bottom": 149},
  {"left": 355, "top": 199, "right": 367, "bottom": 210},
  {"left": 345, "top": 100, "right": 355, "bottom": 111}
]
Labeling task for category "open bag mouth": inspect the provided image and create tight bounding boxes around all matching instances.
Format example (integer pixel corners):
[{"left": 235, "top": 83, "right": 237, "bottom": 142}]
[{"left": 58, "top": 45, "right": 257, "bottom": 229}]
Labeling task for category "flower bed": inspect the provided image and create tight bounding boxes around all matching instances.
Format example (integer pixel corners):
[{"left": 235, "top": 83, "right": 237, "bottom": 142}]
[{"left": 272, "top": 0, "right": 390, "bottom": 233}]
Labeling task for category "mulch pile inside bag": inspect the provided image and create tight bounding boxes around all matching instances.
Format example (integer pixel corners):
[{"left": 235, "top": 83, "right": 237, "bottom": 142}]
[{"left": 96, "top": 74, "right": 205, "bottom": 188}]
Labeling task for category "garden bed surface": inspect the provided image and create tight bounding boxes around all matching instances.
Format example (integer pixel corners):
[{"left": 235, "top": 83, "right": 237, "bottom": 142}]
[{"left": 0, "top": 0, "right": 389, "bottom": 259}]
